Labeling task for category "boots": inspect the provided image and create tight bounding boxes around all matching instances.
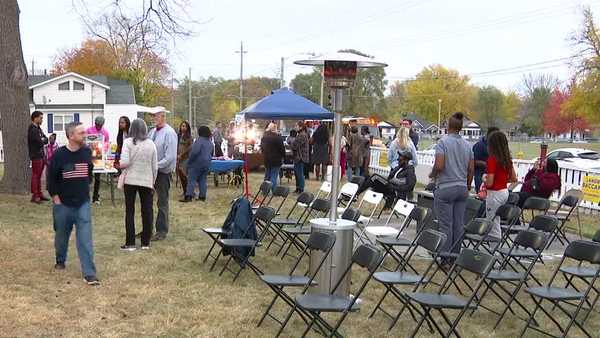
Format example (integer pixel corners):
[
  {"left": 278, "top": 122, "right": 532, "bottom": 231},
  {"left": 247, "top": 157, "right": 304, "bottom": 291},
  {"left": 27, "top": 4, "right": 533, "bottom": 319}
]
[{"left": 179, "top": 196, "right": 193, "bottom": 203}]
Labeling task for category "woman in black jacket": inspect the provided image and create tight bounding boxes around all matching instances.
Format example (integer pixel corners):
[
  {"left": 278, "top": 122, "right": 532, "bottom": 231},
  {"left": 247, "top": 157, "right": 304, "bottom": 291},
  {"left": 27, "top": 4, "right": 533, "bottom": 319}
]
[{"left": 260, "top": 123, "right": 285, "bottom": 189}]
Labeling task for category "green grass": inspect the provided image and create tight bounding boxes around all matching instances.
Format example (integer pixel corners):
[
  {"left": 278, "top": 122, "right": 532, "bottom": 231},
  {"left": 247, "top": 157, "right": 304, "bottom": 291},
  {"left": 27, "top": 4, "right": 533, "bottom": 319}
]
[{"left": 0, "top": 173, "right": 598, "bottom": 337}]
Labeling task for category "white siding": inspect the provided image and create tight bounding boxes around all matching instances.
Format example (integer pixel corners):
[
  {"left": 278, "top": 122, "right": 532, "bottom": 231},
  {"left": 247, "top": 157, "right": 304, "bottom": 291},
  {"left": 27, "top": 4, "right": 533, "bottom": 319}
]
[
  {"left": 32, "top": 75, "right": 106, "bottom": 105},
  {"left": 103, "top": 104, "right": 140, "bottom": 143}
]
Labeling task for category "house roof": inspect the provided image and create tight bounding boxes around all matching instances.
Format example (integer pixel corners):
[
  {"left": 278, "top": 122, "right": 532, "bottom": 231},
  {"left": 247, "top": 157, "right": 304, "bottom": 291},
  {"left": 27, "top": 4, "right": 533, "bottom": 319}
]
[
  {"left": 29, "top": 72, "right": 110, "bottom": 90},
  {"left": 27, "top": 73, "right": 136, "bottom": 105},
  {"left": 402, "top": 113, "right": 433, "bottom": 129}
]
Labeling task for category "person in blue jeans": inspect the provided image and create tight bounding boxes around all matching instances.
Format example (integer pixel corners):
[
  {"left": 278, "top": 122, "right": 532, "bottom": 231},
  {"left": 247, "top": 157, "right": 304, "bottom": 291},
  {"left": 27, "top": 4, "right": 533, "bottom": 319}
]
[
  {"left": 181, "top": 126, "right": 213, "bottom": 202},
  {"left": 47, "top": 121, "right": 99, "bottom": 286},
  {"left": 429, "top": 112, "right": 474, "bottom": 269},
  {"left": 260, "top": 122, "right": 285, "bottom": 190}
]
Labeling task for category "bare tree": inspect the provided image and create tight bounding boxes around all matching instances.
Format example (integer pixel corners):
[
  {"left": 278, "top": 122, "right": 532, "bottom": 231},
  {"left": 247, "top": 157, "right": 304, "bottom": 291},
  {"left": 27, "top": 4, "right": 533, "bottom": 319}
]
[
  {"left": 0, "top": 0, "right": 196, "bottom": 194},
  {"left": 520, "top": 73, "right": 560, "bottom": 97},
  {"left": 570, "top": 6, "right": 600, "bottom": 75}
]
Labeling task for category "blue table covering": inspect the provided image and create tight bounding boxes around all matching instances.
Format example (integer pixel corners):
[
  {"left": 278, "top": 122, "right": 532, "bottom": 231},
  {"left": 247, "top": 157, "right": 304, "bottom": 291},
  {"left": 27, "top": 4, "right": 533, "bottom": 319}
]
[{"left": 210, "top": 160, "right": 244, "bottom": 173}]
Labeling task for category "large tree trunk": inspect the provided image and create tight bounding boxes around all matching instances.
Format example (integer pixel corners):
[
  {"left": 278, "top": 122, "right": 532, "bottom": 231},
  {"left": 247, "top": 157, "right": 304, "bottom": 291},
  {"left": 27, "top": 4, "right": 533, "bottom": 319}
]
[{"left": 0, "top": 0, "right": 31, "bottom": 194}]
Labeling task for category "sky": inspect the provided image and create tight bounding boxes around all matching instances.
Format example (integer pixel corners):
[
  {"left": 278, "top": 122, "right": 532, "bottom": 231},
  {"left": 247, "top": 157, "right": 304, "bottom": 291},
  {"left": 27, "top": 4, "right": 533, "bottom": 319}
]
[{"left": 17, "top": 0, "right": 600, "bottom": 92}]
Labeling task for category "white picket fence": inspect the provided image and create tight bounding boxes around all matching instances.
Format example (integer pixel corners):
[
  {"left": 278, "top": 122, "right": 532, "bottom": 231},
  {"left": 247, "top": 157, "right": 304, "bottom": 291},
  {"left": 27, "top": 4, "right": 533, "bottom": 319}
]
[{"left": 369, "top": 146, "right": 600, "bottom": 212}]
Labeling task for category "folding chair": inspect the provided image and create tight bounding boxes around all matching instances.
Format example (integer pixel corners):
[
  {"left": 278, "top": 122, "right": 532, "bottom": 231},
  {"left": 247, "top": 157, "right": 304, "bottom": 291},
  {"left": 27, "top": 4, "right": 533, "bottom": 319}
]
[
  {"left": 557, "top": 229, "right": 600, "bottom": 324},
  {"left": 359, "top": 199, "right": 415, "bottom": 249},
  {"left": 335, "top": 182, "right": 360, "bottom": 214},
  {"left": 550, "top": 190, "right": 583, "bottom": 246},
  {"left": 353, "top": 190, "right": 385, "bottom": 248},
  {"left": 216, "top": 206, "right": 276, "bottom": 282},
  {"left": 278, "top": 198, "right": 330, "bottom": 259},
  {"left": 370, "top": 229, "right": 447, "bottom": 330},
  {"left": 405, "top": 248, "right": 496, "bottom": 338},
  {"left": 257, "top": 231, "right": 336, "bottom": 330},
  {"left": 340, "top": 206, "right": 361, "bottom": 223},
  {"left": 276, "top": 244, "right": 384, "bottom": 338},
  {"left": 312, "top": 181, "right": 331, "bottom": 202},
  {"left": 520, "top": 196, "right": 550, "bottom": 226},
  {"left": 518, "top": 240, "right": 600, "bottom": 338},
  {"left": 507, "top": 191, "right": 520, "bottom": 205},
  {"left": 477, "top": 229, "right": 548, "bottom": 329},
  {"left": 464, "top": 197, "right": 484, "bottom": 225},
  {"left": 251, "top": 181, "right": 273, "bottom": 210},
  {"left": 376, "top": 206, "right": 431, "bottom": 272},
  {"left": 267, "top": 192, "right": 315, "bottom": 251},
  {"left": 497, "top": 204, "right": 523, "bottom": 247},
  {"left": 266, "top": 185, "right": 291, "bottom": 215}
]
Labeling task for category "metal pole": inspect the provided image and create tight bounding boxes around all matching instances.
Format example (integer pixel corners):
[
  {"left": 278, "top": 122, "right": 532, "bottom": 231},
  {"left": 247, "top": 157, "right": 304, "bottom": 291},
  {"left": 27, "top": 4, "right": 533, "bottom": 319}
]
[
  {"left": 319, "top": 68, "right": 325, "bottom": 107},
  {"left": 239, "top": 41, "right": 245, "bottom": 110},
  {"left": 329, "top": 88, "right": 343, "bottom": 222},
  {"left": 188, "top": 67, "right": 192, "bottom": 127},
  {"left": 437, "top": 98, "right": 442, "bottom": 136},
  {"left": 280, "top": 57, "right": 285, "bottom": 88}
]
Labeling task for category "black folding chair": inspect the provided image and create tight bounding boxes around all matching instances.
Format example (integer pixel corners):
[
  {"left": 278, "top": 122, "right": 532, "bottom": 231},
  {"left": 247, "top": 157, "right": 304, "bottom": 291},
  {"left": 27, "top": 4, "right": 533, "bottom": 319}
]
[
  {"left": 267, "top": 185, "right": 291, "bottom": 215},
  {"left": 370, "top": 229, "right": 447, "bottom": 331},
  {"left": 497, "top": 204, "right": 522, "bottom": 248},
  {"left": 465, "top": 197, "right": 483, "bottom": 225},
  {"left": 376, "top": 206, "right": 431, "bottom": 272},
  {"left": 267, "top": 192, "right": 315, "bottom": 251},
  {"left": 520, "top": 196, "right": 550, "bottom": 226},
  {"left": 257, "top": 231, "right": 336, "bottom": 331},
  {"left": 518, "top": 240, "right": 600, "bottom": 338},
  {"left": 405, "top": 248, "right": 496, "bottom": 338},
  {"left": 251, "top": 181, "right": 273, "bottom": 209},
  {"left": 477, "top": 229, "right": 548, "bottom": 329},
  {"left": 216, "top": 206, "right": 276, "bottom": 282},
  {"left": 507, "top": 191, "right": 520, "bottom": 205},
  {"left": 554, "top": 189, "right": 583, "bottom": 239},
  {"left": 276, "top": 244, "right": 383, "bottom": 338},
  {"left": 340, "top": 206, "right": 361, "bottom": 223},
  {"left": 549, "top": 192, "right": 581, "bottom": 247},
  {"left": 278, "top": 198, "right": 330, "bottom": 259}
]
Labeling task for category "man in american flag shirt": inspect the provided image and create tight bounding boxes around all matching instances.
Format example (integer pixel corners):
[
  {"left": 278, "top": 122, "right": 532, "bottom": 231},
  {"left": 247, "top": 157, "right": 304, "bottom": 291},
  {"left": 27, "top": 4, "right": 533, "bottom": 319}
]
[{"left": 47, "top": 122, "right": 99, "bottom": 286}]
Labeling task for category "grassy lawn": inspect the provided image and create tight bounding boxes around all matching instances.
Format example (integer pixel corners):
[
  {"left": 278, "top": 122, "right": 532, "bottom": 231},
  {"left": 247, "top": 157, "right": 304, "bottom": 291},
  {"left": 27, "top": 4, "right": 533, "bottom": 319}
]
[{"left": 0, "top": 172, "right": 599, "bottom": 337}]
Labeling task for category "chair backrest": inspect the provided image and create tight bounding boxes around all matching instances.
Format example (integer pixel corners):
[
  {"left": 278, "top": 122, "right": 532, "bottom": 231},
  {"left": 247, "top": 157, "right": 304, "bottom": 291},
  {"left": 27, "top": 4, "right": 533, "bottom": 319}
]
[
  {"left": 338, "top": 182, "right": 359, "bottom": 203},
  {"left": 360, "top": 189, "right": 384, "bottom": 206},
  {"left": 523, "top": 196, "right": 550, "bottom": 212},
  {"left": 464, "top": 197, "right": 483, "bottom": 225},
  {"left": 529, "top": 215, "right": 560, "bottom": 233},
  {"left": 306, "top": 231, "right": 337, "bottom": 253},
  {"left": 392, "top": 199, "right": 415, "bottom": 218},
  {"left": 317, "top": 181, "right": 332, "bottom": 197},
  {"left": 350, "top": 175, "right": 365, "bottom": 187},
  {"left": 410, "top": 206, "right": 432, "bottom": 233},
  {"left": 251, "top": 180, "right": 273, "bottom": 206},
  {"left": 352, "top": 244, "right": 384, "bottom": 272},
  {"left": 416, "top": 229, "right": 447, "bottom": 253},
  {"left": 297, "top": 191, "right": 315, "bottom": 206},
  {"left": 495, "top": 204, "right": 521, "bottom": 225},
  {"left": 255, "top": 206, "right": 276, "bottom": 224},
  {"left": 593, "top": 229, "right": 600, "bottom": 243},
  {"left": 507, "top": 192, "right": 520, "bottom": 205},
  {"left": 565, "top": 240, "right": 600, "bottom": 264},
  {"left": 272, "top": 185, "right": 290, "bottom": 198},
  {"left": 341, "top": 206, "right": 361, "bottom": 222},
  {"left": 514, "top": 229, "right": 548, "bottom": 251},
  {"left": 455, "top": 248, "right": 496, "bottom": 275},
  {"left": 310, "top": 198, "right": 330, "bottom": 214},
  {"left": 464, "top": 218, "right": 493, "bottom": 236}
]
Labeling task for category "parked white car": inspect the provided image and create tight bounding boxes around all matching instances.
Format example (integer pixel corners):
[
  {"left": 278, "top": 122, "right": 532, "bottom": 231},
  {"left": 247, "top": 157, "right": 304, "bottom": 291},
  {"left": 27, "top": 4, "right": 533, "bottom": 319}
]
[{"left": 538, "top": 148, "right": 600, "bottom": 170}]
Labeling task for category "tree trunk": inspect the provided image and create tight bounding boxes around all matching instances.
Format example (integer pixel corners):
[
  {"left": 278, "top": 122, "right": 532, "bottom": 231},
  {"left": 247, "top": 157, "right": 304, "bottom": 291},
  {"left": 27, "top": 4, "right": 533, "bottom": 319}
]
[{"left": 0, "top": 0, "right": 31, "bottom": 194}]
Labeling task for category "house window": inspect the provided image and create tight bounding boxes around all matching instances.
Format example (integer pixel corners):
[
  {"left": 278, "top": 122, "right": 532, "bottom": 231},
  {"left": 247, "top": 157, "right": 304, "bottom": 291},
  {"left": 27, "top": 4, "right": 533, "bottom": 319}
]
[
  {"left": 53, "top": 114, "right": 74, "bottom": 132},
  {"left": 58, "top": 81, "right": 70, "bottom": 91},
  {"left": 73, "top": 81, "right": 85, "bottom": 91}
]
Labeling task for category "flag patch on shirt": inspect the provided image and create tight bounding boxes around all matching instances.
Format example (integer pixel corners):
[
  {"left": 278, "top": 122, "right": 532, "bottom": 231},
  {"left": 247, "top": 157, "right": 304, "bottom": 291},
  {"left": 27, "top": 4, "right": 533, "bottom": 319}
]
[{"left": 63, "top": 163, "right": 89, "bottom": 179}]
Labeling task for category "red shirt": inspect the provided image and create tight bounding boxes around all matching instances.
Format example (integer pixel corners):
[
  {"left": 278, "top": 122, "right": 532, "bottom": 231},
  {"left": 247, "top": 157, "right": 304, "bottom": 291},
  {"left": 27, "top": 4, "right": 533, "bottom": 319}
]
[{"left": 487, "top": 155, "right": 510, "bottom": 191}]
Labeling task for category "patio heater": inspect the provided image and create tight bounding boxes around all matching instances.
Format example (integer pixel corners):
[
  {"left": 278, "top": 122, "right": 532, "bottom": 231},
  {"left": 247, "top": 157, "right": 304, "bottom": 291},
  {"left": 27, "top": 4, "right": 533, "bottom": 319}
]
[{"left": 294, "top": 52, "right": 387, "bottom": 295}]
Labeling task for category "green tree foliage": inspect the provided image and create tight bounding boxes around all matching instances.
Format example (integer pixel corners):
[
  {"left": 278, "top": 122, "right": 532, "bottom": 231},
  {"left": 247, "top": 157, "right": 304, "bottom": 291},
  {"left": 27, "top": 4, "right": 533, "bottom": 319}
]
[
  {"left": 474, "top": 86, "right": 505, "bottom": 129},
  {"left": 290, "top": 68, "right": 322, "bottom": 104},
  {"left": 402, "top": 65, "right": 476, "bottom": 123},
  {"left": 519, "top": 73, "right": 559, "bottom": 136}
]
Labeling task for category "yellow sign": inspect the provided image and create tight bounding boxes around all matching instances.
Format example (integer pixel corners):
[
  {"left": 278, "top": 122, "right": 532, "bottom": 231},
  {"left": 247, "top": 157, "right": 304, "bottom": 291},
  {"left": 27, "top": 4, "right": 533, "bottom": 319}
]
[
  {"left": 379, "top": 151, "right": 388, "bottom": 167},
  {"left": 582, "top": 175, "right": 600, "bottom": 203}
]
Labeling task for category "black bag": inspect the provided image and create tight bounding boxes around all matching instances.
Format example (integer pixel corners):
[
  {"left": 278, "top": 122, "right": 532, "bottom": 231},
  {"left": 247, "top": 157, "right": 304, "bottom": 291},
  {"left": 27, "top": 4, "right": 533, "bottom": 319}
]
[{"left": 530, "top": 177, "right": 540, "bottom": 192}]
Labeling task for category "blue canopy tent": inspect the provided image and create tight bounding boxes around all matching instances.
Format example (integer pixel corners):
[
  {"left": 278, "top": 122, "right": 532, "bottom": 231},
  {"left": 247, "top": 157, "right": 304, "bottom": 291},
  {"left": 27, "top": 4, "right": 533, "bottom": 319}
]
[{"left": 238, "top": 88, "right": 334, "bottom": 195}]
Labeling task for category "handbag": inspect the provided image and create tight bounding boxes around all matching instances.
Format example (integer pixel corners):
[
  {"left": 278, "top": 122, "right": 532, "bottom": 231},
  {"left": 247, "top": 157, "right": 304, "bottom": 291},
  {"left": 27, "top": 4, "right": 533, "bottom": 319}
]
[{"left": 117, "top": 143, "right": 141, "bottom": 190}]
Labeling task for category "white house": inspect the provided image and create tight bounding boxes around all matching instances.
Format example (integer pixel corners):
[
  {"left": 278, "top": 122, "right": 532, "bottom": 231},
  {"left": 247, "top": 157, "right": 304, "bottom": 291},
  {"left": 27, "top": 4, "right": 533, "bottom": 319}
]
[{"left": 27, "top": 72, "right": 141, "bottom": 145}]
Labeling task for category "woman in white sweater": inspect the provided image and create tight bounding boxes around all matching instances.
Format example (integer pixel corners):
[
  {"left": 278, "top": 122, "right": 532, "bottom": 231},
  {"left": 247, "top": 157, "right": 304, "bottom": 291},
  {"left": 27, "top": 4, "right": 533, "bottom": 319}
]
[{"left": 118, "top": 118, "right": 158, "bottom": 251}]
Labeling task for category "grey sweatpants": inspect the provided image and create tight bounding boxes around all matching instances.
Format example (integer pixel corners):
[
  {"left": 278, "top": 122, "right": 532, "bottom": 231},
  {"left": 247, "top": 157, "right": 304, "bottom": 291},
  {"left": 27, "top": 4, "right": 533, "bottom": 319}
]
[
  {"left": 434, "top": 185, "right": 469, "bottom": 255},
  {"left": 486, "top": 189, "right": 509, "bottom": 239}
]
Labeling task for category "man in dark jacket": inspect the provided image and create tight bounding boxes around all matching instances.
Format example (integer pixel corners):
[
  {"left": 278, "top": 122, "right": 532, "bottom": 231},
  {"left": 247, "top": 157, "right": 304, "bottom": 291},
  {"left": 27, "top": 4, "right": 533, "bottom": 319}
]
[
  {"left": 260, "top": 123, "right": 285, "bottom": 190},
  {"left": 389, "top": 149, "right": 417, "bottom": 203},
  {"left": 28, "top": 111, "right": 48, "bottom": 203}
]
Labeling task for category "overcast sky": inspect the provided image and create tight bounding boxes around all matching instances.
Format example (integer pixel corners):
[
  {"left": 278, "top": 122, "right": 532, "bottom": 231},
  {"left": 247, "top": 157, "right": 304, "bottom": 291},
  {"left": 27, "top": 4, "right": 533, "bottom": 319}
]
[{"left": 18, "top": 0, "right": 600, "bottom": 92}]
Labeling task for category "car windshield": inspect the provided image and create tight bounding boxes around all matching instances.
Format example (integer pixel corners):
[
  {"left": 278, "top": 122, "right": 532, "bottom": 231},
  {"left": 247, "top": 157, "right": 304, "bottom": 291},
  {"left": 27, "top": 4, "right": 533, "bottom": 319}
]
[{"left": 578, "top": 152, "right": 600, "bottom": 160}]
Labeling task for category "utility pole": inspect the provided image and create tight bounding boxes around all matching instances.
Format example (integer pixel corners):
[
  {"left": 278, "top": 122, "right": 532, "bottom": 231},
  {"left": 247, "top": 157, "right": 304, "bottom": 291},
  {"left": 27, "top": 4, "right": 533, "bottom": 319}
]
[
  {"left": 319, "top": 68, "right": 325, "bottom": 107},
  {"left": 188, "top": 67, "right": 192, "bottom": 130},
  {"left": 280, "top": 57, "right": 285, "bottom": 88},
  {"left": 170, "top": 72, "right": 175, "bottom": 119},
  {"left": 236, "top": 41, "right": 247, "bottom": 111},
  {"left": 437, "top": 98, "right": 442, "bottom": 136},
  {"left": 31, "top": 58, "right": 34, "bottom": 76}
]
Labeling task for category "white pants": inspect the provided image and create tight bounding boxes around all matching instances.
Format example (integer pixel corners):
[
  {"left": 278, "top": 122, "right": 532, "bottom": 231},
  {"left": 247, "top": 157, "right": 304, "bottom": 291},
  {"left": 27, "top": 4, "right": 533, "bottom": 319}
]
[{"left": 486, "top": 189, "right": 509, "bottom": 239}]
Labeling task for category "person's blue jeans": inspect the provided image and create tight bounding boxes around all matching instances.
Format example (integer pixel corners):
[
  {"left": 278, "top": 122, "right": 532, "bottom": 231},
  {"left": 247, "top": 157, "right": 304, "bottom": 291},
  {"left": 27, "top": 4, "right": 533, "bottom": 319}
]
[
  {"left": 434, "top": 185, "right": 468, "bottom": 258},
  {"left": 265, "top": 166, "right": 280, "bottom": 190},
  {"left": 294, "top": 161, "right": 305, "bottom": 192},
  {"left": 346, "top": 159, "right": 353, "bottom": 180},
  {"left": 186, "top": 167, "right": 209, "bottom": 199},
  {"left": 53, "top": 201, "right": 97, "bottom": 277}
]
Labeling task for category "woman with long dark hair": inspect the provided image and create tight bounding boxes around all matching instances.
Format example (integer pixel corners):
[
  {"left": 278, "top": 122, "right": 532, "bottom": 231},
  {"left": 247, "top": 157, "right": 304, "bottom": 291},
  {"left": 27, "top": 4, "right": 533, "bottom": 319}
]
[
  {"left": 177, "top": 121, "right": 193, "bottom": 196},
  {"left": 310, "top": 124, "right": 330, "bottom": 181},
  {"left": 115, "top": 116, "right": 131, "bottom": 170},
  {"left": 485, "top": 130, "right": 517, "bottom": 238}
]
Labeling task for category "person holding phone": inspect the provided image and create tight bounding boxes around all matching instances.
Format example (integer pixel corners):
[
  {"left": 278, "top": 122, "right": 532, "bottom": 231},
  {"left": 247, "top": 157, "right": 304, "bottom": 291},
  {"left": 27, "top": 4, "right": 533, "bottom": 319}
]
[
  {"left": 484, "top": 131, "right": 517, "bottom": 239},
  {"left": 517, "top": 158, "right": 561, "bottom": 207}
]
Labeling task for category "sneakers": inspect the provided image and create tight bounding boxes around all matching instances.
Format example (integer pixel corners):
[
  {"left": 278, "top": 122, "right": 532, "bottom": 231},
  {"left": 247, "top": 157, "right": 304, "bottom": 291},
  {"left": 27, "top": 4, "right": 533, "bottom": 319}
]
[
  {"left": 54, "top": 263, "right": 66, "bottom": 270},
  {"left": 84, "top": 275, "right": 100, "bottom": 286},
  {"left": 141, "top": 245, "right": 150, "bottom": 250},
  {"left": 120, "top": 245, "right": 137, "bottom": 252}
]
